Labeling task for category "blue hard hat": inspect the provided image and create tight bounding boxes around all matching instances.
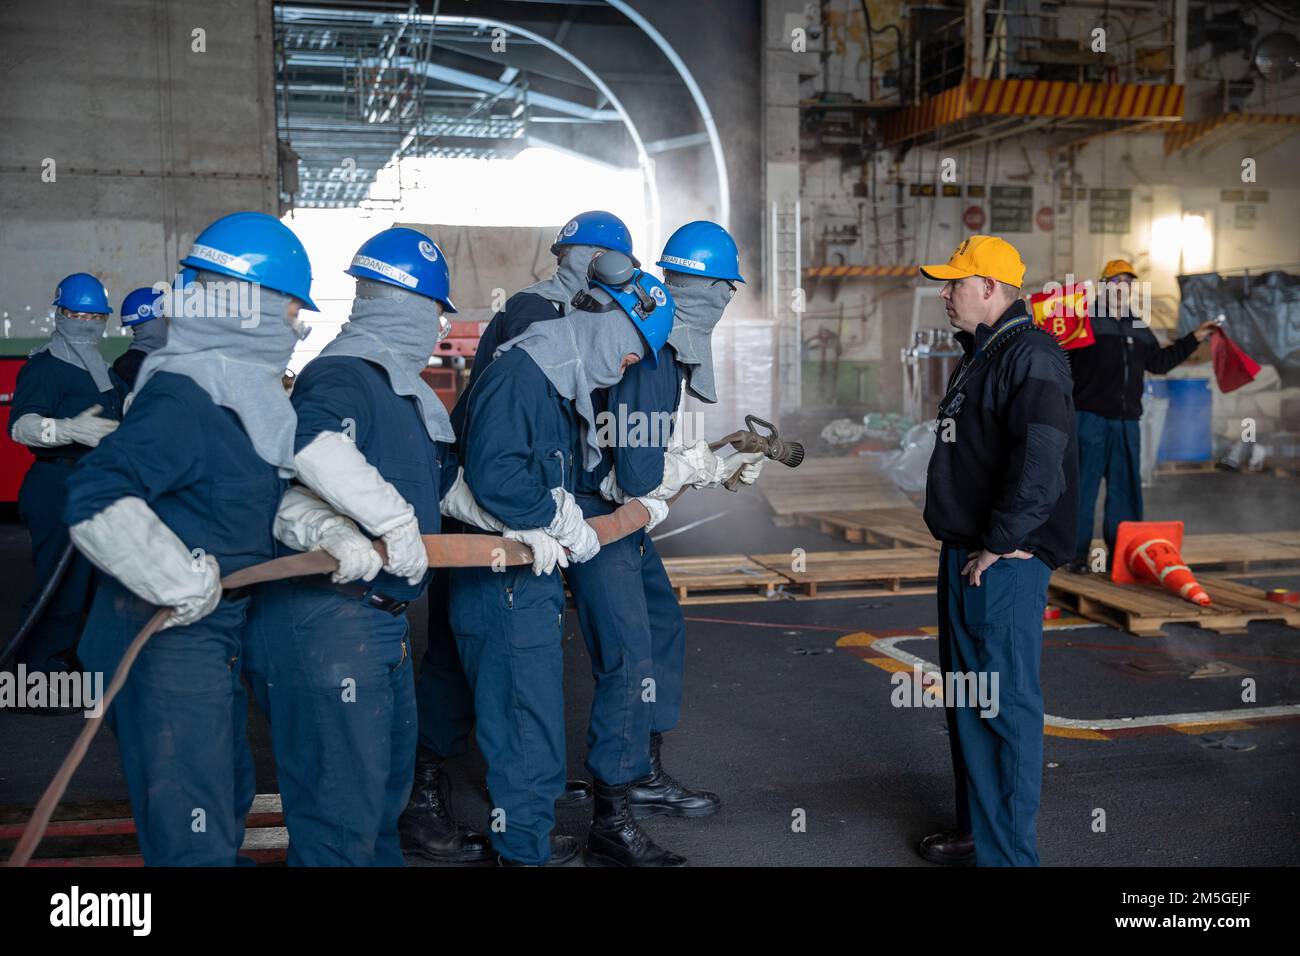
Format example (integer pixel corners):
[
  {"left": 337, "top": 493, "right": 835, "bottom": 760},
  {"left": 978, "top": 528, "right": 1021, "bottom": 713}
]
[
  {"left": 345, "top": 227, "right": 457, "bottom": 314},
  {"left": 551, "top": 210, "right": 639, "bottom": 265},
  {"left": 52, "top": 273, "right": 113, "bottom": 314},
  {"left": 180, "top": 211, "right": 319, "bottom": 311},
  {"left": 120, "top": 286, "right": 164, "bottom": 327},
  {"left": 656, "top": 220, "right": 745, "bottom": 283},
  {"left": 592, "top": 269, "right": 675, "bottom": 369}
]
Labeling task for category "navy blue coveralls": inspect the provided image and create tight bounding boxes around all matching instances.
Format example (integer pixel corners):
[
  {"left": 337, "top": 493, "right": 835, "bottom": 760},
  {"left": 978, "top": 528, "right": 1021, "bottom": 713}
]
[
  {"left": 564, "top": 349, "right": 687, "bottom": 785},
  {"left": 447, "top": 345, "right": 578, "bottom": 865},
  {"left": 924, "top": 302, "right": 1077, "bottom": 866},
  {"left": 65, "top": 371, "right": 285, "bottom": 866},
  {"left": 12, "top": 350, "right": 122, "bottom": 671},
  {"left": 415, "top": 291, "right": 561, "bottom": 760},
  {"left": 242, "top": 355, "right": 451, "bottom": 867}
]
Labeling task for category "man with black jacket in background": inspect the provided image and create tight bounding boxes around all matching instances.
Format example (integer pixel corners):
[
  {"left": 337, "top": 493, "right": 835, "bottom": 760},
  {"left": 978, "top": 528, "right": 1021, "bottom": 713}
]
[
  {"left": 913, "top": 236, "right": 1077, "bottom": 867},
  {"left": 1067, "top": 259, "right": 1220, "bottom": 572}
]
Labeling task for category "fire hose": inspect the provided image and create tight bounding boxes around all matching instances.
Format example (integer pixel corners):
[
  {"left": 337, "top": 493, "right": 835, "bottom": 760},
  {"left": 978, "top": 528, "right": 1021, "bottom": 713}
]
[
  {"left": 0, "top": 542, "right": 77, "bottom": 669},
  {"left": 6, "top": 418, "right": 802, "bottom": 866}
]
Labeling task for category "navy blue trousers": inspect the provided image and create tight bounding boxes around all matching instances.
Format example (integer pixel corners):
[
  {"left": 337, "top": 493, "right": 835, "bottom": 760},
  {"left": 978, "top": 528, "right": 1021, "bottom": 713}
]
[
  {"left": 937, "top": 546, "right": 1052, "bottom": 867},
  {"left": 1074, "top": 410, "right": 1143, "bottom": 565},
  {"left": 448, "top": 563, "right": 566, "bottom": 865},
  {"left": 79, "top": 579, "right": 256, "bottom": 866},
  {"left": 16, "top": 460, "right": 96, "bottom": 671},
  {"left": 414, "top": 568, "right": 475, "bottom": 759},
  {"left": 243, "top": 580, "right": 416, "bottom": 866},
  {"left": 565, "top": 494, "right": 685, "bottom": 785}
]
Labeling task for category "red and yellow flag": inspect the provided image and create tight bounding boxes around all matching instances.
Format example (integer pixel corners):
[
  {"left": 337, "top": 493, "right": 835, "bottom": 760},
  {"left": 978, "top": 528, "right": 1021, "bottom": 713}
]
[{"left": 1028, "top": 282, "right": 1094, "bottom": 350}]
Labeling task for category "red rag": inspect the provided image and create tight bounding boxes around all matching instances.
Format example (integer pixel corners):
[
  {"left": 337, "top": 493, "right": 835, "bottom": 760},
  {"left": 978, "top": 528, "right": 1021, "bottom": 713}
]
[{"left": 1211, "top": 330, "right": 1261, "bottom": 393}]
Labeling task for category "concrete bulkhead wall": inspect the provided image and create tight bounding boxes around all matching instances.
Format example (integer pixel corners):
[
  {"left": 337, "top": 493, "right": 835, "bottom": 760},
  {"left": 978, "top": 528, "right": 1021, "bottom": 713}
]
[{"left": 0, "top": 0, "right": 278, "bottom": 338}]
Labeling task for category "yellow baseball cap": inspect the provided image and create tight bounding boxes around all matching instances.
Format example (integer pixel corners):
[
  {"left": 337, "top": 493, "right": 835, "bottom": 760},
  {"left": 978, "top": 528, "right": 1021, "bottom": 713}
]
[
  {"left": 1101, "top": 258, "right": 1138, "bottom": 281},
  {"left": 919, "top": 235, "right": 1026, "bottom": 288}
]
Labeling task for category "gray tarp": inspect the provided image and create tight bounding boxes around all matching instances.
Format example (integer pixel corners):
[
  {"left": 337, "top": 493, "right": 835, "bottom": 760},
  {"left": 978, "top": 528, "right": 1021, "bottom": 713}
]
[{"left": 1178, "top": 271, "right": 1300, "bottom": 388}]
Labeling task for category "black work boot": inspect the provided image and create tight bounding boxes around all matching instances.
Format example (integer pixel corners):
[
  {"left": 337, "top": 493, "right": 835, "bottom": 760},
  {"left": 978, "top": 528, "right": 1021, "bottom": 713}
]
[
  {"left": 399, "top": 746, "right": 493, "bottom": 863},
  {"left": 585, "top": 780, "right": 687, "bottom": 867},
  {"left": 628, "top": 732, "right": 721, "bottom": 819},
  {"left": 917, "top": 830, "right": 976, "bottom": 866},
  {"left": 497, "top": 834, "right": 580, "bottom": 867},
  {"left": 556, "top": 779, "right": 594, "bottom": 809}
]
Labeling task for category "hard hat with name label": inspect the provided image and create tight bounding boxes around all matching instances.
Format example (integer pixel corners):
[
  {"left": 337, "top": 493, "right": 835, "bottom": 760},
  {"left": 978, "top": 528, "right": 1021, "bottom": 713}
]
[
  {"left": 657, "top": 220, "right": 745, "bottom": 283},
  {"left": 180, "top": 211, "right": 319, "bottom": 310},
  {"left": 346, "top": 227, "right": 457, "bottom": 313}
]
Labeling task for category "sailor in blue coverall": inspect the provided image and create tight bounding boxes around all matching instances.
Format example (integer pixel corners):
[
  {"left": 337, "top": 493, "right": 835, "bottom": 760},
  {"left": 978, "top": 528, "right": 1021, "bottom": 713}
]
[
  {"left": 444, "top": 262, "right": 672, "bottom": 866},
  {"left": 241, "top": 228, "right": 490, "bottom": 866},
  {"left": 9, "top": 273, "right": 122, "bottom": 674},
  {"left": 63, "top": 213, "right": 316, "bottom": 866},
  {"left": 571, "top": 222, "right": 762, "bottom": 865},
  {"left": 402, "top": 210, "right": 638, "bottom": 857}
]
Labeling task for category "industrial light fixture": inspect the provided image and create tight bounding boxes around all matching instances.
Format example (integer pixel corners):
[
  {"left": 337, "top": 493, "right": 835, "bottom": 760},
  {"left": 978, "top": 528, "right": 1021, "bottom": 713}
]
[{"left": 1150, "top": 213, "right": 1214, "bottom": 274}]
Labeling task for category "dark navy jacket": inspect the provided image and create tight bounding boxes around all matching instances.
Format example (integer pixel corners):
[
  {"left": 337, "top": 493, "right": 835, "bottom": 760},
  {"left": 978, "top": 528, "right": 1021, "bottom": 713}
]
[
  {"left": 459, "top": 348, "right": 578, "bottom": 531},
  {"left": 577, "top": 347, "right": 686, "bottom": 499},
  {"left": 290, "top": 355, "right": 454, "bottom": 601},
  {"left": 924, "top": 300, "right": 1078, "bottom": 568},
  {"left": 1070, "top": 316, "right": 1199, "bottom": 420},
  {"left": 12, "top": 351, "right": 122, "bottom": 461},
  {"left": 64, "top": 371, "right": 286, "bottom": 575}
]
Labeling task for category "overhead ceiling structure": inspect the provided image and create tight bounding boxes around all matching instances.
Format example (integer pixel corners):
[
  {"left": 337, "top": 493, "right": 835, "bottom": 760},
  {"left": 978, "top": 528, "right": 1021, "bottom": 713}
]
[
  {"left": 274, "top": 0, "right": 731, "bottom": 246},
  {"left": 277, "top": 2, "right": 620, "bottom": 207}
]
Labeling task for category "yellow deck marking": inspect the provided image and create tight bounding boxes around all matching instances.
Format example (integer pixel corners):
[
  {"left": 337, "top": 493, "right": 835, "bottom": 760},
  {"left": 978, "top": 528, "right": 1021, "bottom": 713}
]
[
  {"left": 835, "top": 631, "right": 878, "bottom": 647},
  {"left": 1169, "top": 720, "right": 1253, "bottom": 734},
  {"left": 1046, "top": 725, "right": 1110, "bottom": 740}
]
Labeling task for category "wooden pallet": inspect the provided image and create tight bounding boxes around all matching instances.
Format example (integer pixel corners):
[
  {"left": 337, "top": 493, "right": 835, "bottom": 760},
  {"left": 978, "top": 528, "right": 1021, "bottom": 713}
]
[
  {"left": 757, "top": 457, "right": 913, "bottom": 525},
  {"left": 1155, "top": 459, "right": 1217, "bottom": 475},
  {"left": 0, "top": 794, "right": 287, "bottom": 866},
  {"left": 749, "top": 548, "right": 939, "bottom": 597},
  {"left": 1083, "top": 532, "right": 1300, "bottom": 572},
  {"left": 797, "top": 507, "right": 939, "bottom": 550},
  {"left": 661, "top": 555, "right": 791, "bottom": 604},
  {"left": 1048, "top": 571, "right": 1300, "bottom": 636},
  {"left": 1251, "top": 530, "right": 1300, "bottom": 550}
]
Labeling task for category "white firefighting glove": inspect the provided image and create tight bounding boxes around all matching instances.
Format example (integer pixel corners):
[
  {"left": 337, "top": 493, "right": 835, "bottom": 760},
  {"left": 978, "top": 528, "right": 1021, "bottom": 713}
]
[
  {"left": 598, "top": 467, "right": 629, "bottom": 504},
  {"left": 635, "top": 496, "right": 670, "bottom": 533},
  {"left": 11, "top": 407, "right": 119, "bottom": 449},
  {"left": 546, "top": 487, "right": 599, "bottom": 563},
  {"left": 320, "top": 525, "right": 384, "bottom": 584},
  {"left": 292, "top": 430, "right": 427, "bottom": 583},
  {"left": 599, "top": 440, "right": 721, "bottom": 506},
  {"left": 503, "top": 526, "right": 569, "bottom": 577},
  {"left": 293, "top": 430, "right": 416, "bottom": 535},
  {"left": 718, "top": 451, "right": 765, "bottom": 487},
  {"left": 735, "top": 457, "right": 763, "bottom": 485},
  {"left": 381, "top": 519, "right": 428, "bottom": 585},
  {"left": 439, "top": 467, "right": 505, "bottom": 532},
  {"left": 641, "top": 440, "right": 722, "bottom": 499},
  {"left": 69, "top": 496, "right": 221, "bottom": 629},
  {"left": 273, "top": 486, "right": 382, "bottom": 584}
]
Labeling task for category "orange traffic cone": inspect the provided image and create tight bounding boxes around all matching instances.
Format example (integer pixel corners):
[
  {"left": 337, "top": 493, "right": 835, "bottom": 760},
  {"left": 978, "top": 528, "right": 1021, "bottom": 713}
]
[{"left": 1111, "top": 520, "right": 1211, "bottom": 606}]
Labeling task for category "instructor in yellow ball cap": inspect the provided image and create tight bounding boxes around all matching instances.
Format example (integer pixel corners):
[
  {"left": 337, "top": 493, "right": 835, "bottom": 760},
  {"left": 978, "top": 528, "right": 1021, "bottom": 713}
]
[
  {"left": 914, "top": 235, "right": 1078, "bottom": 867},
  {"left": 1066, "top": 258, "right": 1220, "bottom": 573}
]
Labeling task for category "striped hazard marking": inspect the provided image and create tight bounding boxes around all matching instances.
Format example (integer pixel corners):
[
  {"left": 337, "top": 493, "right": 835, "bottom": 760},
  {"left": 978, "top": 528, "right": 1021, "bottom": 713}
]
[{"left": 837, "top": 624, "right": 1300, "bottom": 741}]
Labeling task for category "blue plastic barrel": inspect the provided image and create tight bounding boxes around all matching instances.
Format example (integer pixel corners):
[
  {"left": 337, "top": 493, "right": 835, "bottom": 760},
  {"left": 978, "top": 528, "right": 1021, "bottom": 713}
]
[{"left": 1154, "top": 378, "right": 1212, "bottom": 461}]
